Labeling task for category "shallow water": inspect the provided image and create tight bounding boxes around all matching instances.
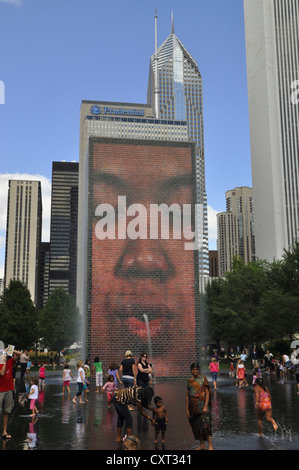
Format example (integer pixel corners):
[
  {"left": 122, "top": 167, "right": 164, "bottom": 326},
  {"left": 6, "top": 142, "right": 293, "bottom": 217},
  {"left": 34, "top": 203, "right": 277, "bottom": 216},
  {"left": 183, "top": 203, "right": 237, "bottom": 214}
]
[{"left": 1, "top": 371, "right": 299, "bottom": 451}]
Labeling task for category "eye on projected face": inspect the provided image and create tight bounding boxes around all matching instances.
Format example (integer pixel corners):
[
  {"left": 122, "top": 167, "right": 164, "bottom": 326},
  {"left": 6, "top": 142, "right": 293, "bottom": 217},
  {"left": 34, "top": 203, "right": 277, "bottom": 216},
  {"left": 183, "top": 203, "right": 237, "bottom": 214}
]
[{"left": 93, "top": 172, "right": 196, "bottom": 244}]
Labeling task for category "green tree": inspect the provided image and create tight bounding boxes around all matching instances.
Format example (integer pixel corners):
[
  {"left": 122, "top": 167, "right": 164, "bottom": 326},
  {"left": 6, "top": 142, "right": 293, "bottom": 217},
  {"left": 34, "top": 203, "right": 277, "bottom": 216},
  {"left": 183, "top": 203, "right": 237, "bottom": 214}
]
[
  {"left": 0, "top": 279, "right": 38, "bottom": 349},
  {"left": 205, "top": 243, "right": 299, "bottom": 351},
  {"left": 280, "top": 241, "right": 299, "bottom": 296},
  {"left": 264, "top": 242, "right": 299, "bottom": 341},
  {"left": 204, "top": 277, "right": 229, "bottom": 346},
  {"left": 39, "top": 288, "right": 80, "bottom": 355},
  {"left": 206, "top": 257, "right": 271, "bottom": 348}
]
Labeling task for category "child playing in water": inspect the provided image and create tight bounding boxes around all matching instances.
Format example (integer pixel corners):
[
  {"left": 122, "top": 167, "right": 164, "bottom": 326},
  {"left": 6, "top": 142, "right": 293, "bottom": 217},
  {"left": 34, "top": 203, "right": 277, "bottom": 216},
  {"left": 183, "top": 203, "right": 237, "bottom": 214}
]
[
  {"left": 122, "top": 435, "right": 140, "bottom": 450},
  {"left": 72, "top": 360, "right": 87, "bottom": 404},
  {"left": 252, "top": 367, "right": 258, "bottom": 385},
  {"left": 237, "top": 360, "right": 248, "bottom": 388},
  {"left": 229, "top": 362, "right": 235, "bottom": 378},
  {"left": 28, "top": 376, "right": 39, "bottom": 417},
  {"left": 62, "top": 363, "right": 74, "bottom": 395},
  {"left": 102, "top": 374, "right": 117, "bottom": 408},
  {"left": 208, "top": 357, "right": 219, "bottom": 390},
  {"left": 254, "top": 377, "right": 278, "bottom": 435},
  {"left": 38, "top": 364, "right": 46, "bottom": 390},
  {"left": 152, "top": 396, "right": 168, "bottom": 444}
]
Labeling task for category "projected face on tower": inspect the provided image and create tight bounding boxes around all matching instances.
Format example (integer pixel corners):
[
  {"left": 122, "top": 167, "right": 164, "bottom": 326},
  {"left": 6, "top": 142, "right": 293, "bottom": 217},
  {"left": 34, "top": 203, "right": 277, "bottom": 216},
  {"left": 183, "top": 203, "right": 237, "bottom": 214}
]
[{"left": 89, "top": 138, "right": 199, "bottom": 377}]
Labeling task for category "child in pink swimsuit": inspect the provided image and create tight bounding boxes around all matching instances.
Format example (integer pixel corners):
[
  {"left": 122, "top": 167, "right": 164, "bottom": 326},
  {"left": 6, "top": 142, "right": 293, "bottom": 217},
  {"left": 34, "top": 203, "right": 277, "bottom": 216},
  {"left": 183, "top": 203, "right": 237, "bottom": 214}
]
[
  {"left": 103, "top": 374, "right": 117, "bottom": 408},
  {"left": 254, "top": 378, "right": 278, "bottom": 435}
]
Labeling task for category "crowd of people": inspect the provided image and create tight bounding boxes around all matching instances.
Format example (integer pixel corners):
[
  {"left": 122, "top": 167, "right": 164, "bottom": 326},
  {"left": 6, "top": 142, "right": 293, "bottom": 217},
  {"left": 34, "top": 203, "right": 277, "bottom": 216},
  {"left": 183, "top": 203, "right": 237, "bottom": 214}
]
[{"left": 1, "top": 344, "right": 299, "bottom": 450}]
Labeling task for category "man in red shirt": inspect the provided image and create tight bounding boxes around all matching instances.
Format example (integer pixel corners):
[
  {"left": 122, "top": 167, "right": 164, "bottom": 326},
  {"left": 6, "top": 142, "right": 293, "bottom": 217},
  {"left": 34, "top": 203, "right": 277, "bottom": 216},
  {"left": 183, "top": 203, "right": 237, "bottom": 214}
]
[{"left": 0, "top": 349, "right": 22, "bottom": 440}]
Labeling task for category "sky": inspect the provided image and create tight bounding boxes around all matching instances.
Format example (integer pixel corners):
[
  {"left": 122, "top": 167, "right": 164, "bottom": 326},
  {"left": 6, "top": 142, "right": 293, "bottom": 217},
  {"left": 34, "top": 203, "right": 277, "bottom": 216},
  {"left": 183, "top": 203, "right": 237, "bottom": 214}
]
[{"left": 0, "top": 0, "right": 252, "bottom": 277}]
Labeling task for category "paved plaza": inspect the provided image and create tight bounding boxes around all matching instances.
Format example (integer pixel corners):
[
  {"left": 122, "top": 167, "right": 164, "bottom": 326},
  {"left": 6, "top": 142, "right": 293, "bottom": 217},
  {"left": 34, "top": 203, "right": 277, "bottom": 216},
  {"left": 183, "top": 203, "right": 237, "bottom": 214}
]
[{"left": 1, "top": 369, "right": 299, "bottom": 451}]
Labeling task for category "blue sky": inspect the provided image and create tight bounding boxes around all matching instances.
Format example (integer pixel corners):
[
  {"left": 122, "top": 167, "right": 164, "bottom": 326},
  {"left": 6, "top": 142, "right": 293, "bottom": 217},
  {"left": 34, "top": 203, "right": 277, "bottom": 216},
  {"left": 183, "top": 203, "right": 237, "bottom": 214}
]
[{"left": 0, "top": 0, "right": 251, "bottom": 277}]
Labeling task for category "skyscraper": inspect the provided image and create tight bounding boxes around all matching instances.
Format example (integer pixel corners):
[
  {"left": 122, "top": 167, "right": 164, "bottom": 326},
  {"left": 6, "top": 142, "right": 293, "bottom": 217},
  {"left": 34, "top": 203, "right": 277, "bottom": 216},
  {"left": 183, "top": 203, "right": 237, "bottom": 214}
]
[
  {"left": 217, "top": 187, "right": 255, "bottom": 277},
  {"left": 147, "top": 14, "right": 209, "bottom": 287},
  {"left": 37, "top": 241, "right": 50, "bottom": 310},
  {"left": 49, "top": 161, "right": 79, "bottom": 299},
  {"left": 4, "top": 180, "right": 42, "bottom": 304},
  {"left": 244, "top": 0, "right": 299, "bottom": 261}
]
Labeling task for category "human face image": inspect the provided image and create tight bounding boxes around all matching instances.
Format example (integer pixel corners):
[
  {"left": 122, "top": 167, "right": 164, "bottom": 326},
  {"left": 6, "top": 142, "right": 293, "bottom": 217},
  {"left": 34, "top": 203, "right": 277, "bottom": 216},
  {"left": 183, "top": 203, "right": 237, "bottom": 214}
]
[
  {"left": 89, "top": 139, "right": 199, "bottom": 378},
  {"left": 191, "top": 367, "right": 200, "bottom": 378}
]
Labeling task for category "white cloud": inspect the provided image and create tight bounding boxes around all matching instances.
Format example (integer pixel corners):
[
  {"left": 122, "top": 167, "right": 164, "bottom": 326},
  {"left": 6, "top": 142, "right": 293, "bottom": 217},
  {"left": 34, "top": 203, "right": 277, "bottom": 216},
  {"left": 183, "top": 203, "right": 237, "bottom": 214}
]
[
  {"left": 0, "top": 173, "right": 51, "bottom": 278},
  {"left": 0, "top": 0, "right": 23, "bottom": 5}
]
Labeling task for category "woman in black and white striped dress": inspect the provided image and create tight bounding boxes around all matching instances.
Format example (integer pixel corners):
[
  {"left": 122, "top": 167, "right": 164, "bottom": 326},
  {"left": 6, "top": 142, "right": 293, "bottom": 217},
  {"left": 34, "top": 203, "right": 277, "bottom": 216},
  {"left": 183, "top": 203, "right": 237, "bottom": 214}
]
[{"left": 112, "top": 385, "right": 155, "bottom": 442}]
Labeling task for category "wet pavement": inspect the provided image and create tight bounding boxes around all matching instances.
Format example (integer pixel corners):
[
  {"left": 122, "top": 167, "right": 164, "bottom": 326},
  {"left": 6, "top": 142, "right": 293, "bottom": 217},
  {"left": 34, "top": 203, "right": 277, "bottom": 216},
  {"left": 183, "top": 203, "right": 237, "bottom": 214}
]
[{"left": 1, "top": 369, "right": 299, "bottom": 451}]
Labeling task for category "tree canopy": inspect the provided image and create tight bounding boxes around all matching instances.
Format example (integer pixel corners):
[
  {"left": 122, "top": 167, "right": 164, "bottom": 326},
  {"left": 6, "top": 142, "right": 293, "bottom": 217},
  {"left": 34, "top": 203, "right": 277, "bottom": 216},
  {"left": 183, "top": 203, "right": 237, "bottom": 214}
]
[
  {"left": 0, "top": 279, "right": 38, "bottom": 350},
  {"left": 39, "top": 287, "right": 81, "bottom": 353},
  {"left": 204, "top": 241, "right": 299, "bottom": 351}
]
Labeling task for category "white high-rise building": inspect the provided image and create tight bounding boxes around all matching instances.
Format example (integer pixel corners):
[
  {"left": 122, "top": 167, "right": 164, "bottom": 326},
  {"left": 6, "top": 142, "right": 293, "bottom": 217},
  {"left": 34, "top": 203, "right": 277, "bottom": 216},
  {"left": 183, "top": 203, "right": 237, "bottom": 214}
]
[
  {"left": 217, "top": 187, "right": 255, "bottom": 277},
  {"left": 244, "top": 0, "right": 299, "bottom": 261},
  {"left": 4, "top": 180, "right": 42, "bottom": 304}
]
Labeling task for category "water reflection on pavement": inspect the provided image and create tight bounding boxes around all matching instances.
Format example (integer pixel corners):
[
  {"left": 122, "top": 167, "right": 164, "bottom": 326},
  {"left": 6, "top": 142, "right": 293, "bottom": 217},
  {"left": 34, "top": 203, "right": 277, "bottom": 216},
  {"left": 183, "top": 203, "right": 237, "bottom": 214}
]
[{"left": 1, "top": 370, "right": 299, "bottom": 451}]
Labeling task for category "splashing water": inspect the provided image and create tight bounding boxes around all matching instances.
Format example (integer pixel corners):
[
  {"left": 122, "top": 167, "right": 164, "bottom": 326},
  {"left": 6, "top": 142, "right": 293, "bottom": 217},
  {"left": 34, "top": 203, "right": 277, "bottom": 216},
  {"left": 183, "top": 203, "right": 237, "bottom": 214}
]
[
  {"left": 143, "top": 314, "right": 152, "bottom": 359},
  {"left": 143, "top": 313, "right": 155, "bottom": 384}
]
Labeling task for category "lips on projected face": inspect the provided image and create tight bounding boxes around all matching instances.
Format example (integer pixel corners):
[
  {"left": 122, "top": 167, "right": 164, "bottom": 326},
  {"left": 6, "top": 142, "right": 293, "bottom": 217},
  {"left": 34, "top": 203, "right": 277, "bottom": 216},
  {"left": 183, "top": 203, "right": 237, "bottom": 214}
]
[{"left": 111, "top": 300, "right": 177, "bottom": 342}]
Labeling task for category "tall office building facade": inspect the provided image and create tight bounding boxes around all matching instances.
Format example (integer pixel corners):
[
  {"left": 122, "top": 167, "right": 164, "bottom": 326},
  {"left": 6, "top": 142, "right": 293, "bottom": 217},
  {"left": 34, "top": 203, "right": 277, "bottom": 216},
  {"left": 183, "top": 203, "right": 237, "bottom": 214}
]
[
  {"left": 49, "top": 161, "right": 79, "bottom": 300},
  {"left": 244, "top": 0, "right": 299, "bottom": 261},
  {"left": 4, "top": 180, "right": 42, "bottom": 304},
  {"left": 217, "top": 187, "right": 255, "bottom": 277},
  {"left": 147, "top": 19, "right": 209, "bottom": 288},
  {"left": 37, "top": 241, "right": 50, "bottom": 310}
]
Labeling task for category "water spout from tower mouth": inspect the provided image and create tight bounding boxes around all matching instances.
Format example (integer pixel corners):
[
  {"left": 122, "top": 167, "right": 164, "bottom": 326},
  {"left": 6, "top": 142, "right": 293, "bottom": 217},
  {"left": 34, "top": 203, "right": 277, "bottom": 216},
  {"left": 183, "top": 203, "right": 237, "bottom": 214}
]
[{"left": 143, "top": 313, "right": 153, "bottom": 365}]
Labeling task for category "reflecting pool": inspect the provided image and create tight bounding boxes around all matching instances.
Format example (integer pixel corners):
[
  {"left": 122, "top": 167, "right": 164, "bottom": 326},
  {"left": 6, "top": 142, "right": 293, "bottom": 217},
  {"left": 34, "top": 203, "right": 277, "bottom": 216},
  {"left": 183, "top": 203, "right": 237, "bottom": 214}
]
[{"left": 1, "top": 370, "right": 299, "bottom": 450}]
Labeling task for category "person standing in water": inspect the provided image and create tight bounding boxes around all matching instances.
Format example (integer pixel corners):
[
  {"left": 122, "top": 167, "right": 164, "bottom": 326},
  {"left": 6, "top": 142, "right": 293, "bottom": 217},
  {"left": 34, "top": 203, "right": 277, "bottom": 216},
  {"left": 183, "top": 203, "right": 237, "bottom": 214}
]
[
  {"left": 112, "top": 385, "right": 155, "bottom": 442},
  {"left": 186, "top": 362, "right": 213, "bottom": 450},
  {"left": 254, "top": 378, "right": 278, "bottom": 435},
  {"left": 208, "top": 357, "right": 219, "bottom": 391}
]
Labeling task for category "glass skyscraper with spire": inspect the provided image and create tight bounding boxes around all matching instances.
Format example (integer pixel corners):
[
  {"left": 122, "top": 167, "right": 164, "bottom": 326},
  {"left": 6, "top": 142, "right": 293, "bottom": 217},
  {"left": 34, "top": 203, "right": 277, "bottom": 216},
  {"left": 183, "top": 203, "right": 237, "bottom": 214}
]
[{"left": 147, "top": 16, "right": 209, "bottom": 287}]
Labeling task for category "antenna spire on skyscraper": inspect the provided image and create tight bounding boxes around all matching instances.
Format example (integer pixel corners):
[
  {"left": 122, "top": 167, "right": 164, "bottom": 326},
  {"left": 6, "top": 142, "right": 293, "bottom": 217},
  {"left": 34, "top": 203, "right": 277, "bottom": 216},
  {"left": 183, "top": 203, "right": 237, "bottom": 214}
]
[
  {"left": 154, "top": 8, "right": 159, "bottom": 119},
  {"left": 171, "top": 10, "right": 174, "bottom": 34}
]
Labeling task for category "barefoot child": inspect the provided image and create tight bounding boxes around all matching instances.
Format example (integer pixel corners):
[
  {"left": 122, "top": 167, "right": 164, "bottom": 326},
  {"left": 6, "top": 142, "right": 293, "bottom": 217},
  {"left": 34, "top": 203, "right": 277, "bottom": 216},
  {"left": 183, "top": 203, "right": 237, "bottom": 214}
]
[
  {"left": 254, "top": 377, "right": 278, "bottom": 435},
  {"left": 62, "top": 364, "right": 74, "bottom": 395},
  {"left": 208, "top": 357, "right": 219, "bottom": 390},
  {"left": 237, "top": 361, "right": 248, "bottom": 388},
  {"left": 28, "top": 377, "right": 39, "bottom": 417},
  {"left": 103, "top": 374, "right": 117, "bottom": 408},
  {"left": 38, "top": 364, "right": 46, "bottom": 390},
  {"left": 152, "top": 396, "right": 168, "bottom": 443},
  {"left": 72, "top": 361, "right": 87, "bottom": 404}
]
